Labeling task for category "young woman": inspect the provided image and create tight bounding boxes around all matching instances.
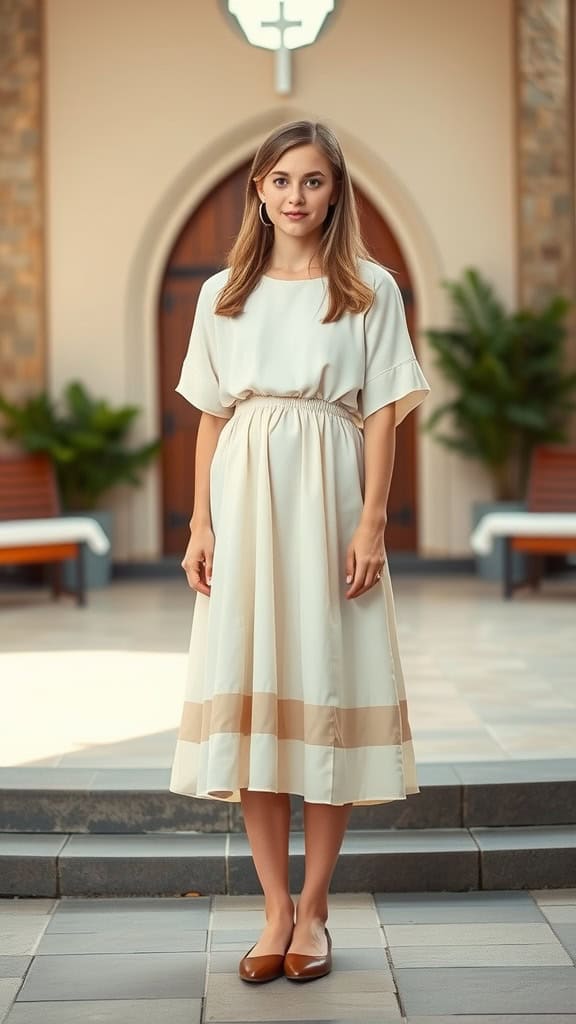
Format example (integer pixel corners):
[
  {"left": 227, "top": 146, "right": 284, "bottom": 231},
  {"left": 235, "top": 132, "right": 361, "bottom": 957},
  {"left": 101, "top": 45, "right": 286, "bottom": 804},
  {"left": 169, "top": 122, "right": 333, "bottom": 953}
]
[{"left": 169, "top": 120, "right": 430, "bottom": 983}]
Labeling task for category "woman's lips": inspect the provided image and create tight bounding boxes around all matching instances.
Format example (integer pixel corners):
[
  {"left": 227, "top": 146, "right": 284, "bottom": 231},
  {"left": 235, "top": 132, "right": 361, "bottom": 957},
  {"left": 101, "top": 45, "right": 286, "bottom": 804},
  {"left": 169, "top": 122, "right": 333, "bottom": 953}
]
[{"left": 284, "top": 212, "right": 307, "bottom": 220}]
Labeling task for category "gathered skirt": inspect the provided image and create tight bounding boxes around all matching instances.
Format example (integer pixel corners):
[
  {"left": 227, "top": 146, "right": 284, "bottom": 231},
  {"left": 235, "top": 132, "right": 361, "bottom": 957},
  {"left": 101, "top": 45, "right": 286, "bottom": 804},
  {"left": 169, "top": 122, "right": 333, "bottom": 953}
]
[{"left": 169, "top": 394, "right": 420, "bottom": 805}]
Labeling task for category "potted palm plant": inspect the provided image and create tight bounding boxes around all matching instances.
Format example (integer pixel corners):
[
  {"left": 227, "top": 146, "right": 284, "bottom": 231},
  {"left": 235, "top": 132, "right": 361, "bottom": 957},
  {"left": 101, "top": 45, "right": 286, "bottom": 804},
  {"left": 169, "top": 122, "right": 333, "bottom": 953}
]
[
  {"left": 422, "top": 268, "right": 576, "bottom": 577},
  {"left": 0, "top": 380, "right": 162, "bottom": 587}
]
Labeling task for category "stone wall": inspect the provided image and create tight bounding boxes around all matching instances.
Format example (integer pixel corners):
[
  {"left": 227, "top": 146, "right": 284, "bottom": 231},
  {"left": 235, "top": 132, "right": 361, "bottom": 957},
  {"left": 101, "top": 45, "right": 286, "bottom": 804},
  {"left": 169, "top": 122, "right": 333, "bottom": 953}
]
[
  {"left": 516, "top": 0, "right": 575, "bottom": 396},
  {"left": 0, "top": 0, "right": 45, "bottom": 425}
]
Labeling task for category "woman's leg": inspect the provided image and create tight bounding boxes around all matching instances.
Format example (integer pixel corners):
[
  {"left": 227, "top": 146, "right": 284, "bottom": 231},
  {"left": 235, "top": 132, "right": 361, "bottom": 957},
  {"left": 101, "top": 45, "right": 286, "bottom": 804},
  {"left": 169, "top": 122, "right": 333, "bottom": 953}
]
[
  {"left": 287, "top": 801, "right": 353, "bottom": 955},
  {"left": 239, "top": 789, "right": 295, "bottom": 956}
]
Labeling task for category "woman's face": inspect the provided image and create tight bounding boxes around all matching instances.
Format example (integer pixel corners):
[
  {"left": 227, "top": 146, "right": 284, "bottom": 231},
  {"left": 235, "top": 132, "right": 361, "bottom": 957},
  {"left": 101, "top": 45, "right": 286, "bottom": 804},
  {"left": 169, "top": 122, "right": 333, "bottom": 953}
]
[{"left": 256, "top": 143, "right": 338, "bottom": 238}]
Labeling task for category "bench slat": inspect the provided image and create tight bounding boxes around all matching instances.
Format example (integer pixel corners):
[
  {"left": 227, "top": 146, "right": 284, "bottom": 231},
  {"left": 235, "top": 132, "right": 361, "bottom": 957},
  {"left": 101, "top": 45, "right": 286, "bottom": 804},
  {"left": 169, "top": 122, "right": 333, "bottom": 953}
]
[{"left": 0, "top": 543, "right": 79, "bottom": 563}]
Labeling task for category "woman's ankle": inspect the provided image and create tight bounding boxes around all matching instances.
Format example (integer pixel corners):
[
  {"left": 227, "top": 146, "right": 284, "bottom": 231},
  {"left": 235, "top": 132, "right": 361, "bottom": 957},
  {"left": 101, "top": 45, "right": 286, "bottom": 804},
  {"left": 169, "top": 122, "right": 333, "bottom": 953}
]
[
  {"left": 295, "top": 897, "right": 328, "bottom": 925},
  {"left": 264, "top": 896, "right": 295, "bottom": 923}
]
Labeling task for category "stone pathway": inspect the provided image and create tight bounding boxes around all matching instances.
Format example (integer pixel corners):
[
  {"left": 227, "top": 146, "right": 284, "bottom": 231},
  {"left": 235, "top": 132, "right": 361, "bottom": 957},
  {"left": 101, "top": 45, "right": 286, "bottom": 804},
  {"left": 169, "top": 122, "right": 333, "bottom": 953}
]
[{"left": 1, "top": 890, "right": 575, "bottom": 1022}]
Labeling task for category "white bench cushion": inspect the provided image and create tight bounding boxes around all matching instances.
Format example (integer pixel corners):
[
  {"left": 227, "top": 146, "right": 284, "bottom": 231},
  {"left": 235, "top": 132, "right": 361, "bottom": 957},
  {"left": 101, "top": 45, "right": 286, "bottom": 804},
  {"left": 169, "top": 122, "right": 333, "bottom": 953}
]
[
  {"left": 471, "top": 512, "right": 576, "bottom": 556},
  {"left": 0, "top": 517, "right": 110, "bottom": 555}
]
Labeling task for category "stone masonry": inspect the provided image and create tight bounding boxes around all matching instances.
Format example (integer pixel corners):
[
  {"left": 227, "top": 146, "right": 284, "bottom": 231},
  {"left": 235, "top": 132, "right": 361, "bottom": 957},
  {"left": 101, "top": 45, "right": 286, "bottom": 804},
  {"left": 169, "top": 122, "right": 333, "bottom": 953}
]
[
  {"left": 515, "top": 0, "right": 575, "bottom": 383},
  {"left": 0, "top": 0, "right": 44, "bottom": 428}
]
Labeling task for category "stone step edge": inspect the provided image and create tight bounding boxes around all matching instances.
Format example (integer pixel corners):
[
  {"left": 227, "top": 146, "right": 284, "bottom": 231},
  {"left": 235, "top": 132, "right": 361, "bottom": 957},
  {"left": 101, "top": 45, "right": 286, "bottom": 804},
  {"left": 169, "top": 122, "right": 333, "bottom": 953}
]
[
  {"left": 1, "top": 826, "right": 575, "bottom": 898},
  {"left": 2, "top": 772, "right": 576, "bottom": 832}
]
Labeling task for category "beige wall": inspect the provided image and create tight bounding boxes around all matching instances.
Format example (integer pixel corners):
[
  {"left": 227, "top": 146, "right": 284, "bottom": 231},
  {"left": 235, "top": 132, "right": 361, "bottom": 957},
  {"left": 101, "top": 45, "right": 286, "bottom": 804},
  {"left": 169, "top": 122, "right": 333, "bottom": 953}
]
[{"left": 45, "top": 0, "right": 515, "bottom": 559}]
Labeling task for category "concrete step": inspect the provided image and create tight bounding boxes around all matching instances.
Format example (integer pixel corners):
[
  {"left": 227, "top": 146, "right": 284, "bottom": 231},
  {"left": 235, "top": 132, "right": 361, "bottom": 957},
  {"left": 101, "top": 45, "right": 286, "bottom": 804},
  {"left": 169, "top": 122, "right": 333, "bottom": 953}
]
[
  {"left": 1, "top": 760, "right": 575, "bottom": 834},
  {"left": 1, "top": 826, "right": 575, "bottom": 897}
]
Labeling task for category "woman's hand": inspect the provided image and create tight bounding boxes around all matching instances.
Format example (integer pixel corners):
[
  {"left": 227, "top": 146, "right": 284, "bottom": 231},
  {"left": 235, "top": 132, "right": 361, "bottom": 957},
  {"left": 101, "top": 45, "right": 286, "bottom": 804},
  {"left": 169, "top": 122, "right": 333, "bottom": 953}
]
[
  {"left": 181, "top": 524, "right": 215, "bottom": 596},
  {"left": 345, "top": 522, "right": 386, "bottom": 599}
]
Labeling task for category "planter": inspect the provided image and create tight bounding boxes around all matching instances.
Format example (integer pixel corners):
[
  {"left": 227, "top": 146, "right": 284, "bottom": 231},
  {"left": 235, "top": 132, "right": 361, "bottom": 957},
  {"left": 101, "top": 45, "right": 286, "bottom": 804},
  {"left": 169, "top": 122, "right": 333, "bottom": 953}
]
[
  {"left": 60, "top": 509, "right": 113, "bottom": 590},
  {"left": 471, "top": 500, "right": 528, "bottom": 583}
]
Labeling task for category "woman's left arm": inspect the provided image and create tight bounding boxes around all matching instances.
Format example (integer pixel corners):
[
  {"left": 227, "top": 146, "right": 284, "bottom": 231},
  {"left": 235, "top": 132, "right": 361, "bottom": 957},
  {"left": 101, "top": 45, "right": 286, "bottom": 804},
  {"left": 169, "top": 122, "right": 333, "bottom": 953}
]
[{"left": 345, "top": 402, "right": 396, "bottom": 599}]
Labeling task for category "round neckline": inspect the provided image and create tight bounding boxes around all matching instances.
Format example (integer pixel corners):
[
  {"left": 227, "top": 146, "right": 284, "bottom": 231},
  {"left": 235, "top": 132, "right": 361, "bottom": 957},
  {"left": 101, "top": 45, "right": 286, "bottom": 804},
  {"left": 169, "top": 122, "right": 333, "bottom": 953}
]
[{"left": 261, "top": 274, "right": 327, "bottom": 282}]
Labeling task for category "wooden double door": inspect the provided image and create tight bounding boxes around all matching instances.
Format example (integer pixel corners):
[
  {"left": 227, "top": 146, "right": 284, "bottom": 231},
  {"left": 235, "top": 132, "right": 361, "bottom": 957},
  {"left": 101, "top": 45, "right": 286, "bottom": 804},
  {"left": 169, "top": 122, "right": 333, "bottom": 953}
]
[{"left": 159, "top": 161, "right": 420, "bottom": 556}]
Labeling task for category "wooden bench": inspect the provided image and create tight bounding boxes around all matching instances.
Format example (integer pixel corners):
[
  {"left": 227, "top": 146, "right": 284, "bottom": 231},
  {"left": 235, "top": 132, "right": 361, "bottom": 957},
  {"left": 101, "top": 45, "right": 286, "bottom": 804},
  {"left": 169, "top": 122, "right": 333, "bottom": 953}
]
[
  {"left": 0, "top": 453, "right": 98, "bottom": 606},
  {"left": 502, "top": 445, "right": 576, "bottom": 598},
  {"left": 470, "top": 445, "right": 576, "bottom": 598}
]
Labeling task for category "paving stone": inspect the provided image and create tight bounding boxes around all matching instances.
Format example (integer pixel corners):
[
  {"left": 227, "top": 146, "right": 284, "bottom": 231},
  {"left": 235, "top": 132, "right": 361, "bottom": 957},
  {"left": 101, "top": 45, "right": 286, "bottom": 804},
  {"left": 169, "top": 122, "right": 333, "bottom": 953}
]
[
  {"left": 0, "top": 980, "right": 21, "bottom": 1020},
  {"left": 36, "top": 928, "right": 207, "bottom": 954},
  {"left": 0, "top": 916, "right": 50, "bottom": 955},
  {"left": 17, "top": 952, "right": 207, "bottom": 1001},
  {"left": 210, "top": 928, "right": 261, "bottom": 951},
  {"left": 540, "top": 906, "right": 576, "bottom": 922},
  {"left": 531, "top": 888, "right": 576, "bottom": 904},
  {"left": 211, "top": 895, "right": 267, "bottom": 911},
  {"left": 204, "top": 971, "right": 400, "bottom": 1022},
  {"left": 376, "top": 889, "right": 546, "bottom": 922},
  {"left": 390, "top": 942, "right": 572, "bottom": 967},
  {"left": 47, "top": 909, "right": 209, "bottom": 931},
  {"left": 4, "top": 998, "right": 202, "bottom": 1022},
  {"left": 54, "top": 896, "right": 210, "bottom": 914},
  {"left": 396, "top": 966, "right": 576, "bottom": 1015},
  {"left": 383, "top": 921, "right": 559, "bottom": 946},
  {"left": 552, "top": 924, "right": 576, "bottom": 958},
  {"left": 0, "top": 900, "right": 55, "bottom": 915},
  {"left": 0, "top": 957, "right": 30, "bottom": 978}
]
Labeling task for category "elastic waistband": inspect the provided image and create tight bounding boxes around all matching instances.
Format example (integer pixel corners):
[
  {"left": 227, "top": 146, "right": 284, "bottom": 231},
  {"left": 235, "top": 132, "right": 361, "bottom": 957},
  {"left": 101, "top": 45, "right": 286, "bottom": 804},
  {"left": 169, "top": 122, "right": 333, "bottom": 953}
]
[{"left": 234, "top": 394, "right": 358, "bottom": 425}]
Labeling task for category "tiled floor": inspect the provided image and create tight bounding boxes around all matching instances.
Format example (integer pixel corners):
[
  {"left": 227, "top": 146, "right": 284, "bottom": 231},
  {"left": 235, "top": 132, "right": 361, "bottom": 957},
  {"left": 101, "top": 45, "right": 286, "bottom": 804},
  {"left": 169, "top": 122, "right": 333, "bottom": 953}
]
[
  {"left": 0, "top": 574, "right": 575, "bottom": 768},
  {"left": 0, "top": 890, "right": 575, "bottom": 1022}
]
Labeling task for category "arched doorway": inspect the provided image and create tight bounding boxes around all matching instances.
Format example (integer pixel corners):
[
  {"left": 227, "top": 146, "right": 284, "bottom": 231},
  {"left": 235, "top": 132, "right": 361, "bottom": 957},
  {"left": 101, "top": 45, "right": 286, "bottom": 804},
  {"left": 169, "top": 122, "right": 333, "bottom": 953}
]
[{"left": 158, "top": 160, "right": 420, "bottom": 556}]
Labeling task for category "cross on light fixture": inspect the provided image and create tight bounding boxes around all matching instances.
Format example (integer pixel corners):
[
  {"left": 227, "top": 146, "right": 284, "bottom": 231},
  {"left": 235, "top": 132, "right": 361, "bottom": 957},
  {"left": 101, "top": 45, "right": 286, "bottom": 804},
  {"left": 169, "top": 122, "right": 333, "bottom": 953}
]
[
  {"left": 225, "top": 1, "right": 337, "bottom": 96},
  {"left": 261, "top": 2, "right": 302, "bottom": 94}
]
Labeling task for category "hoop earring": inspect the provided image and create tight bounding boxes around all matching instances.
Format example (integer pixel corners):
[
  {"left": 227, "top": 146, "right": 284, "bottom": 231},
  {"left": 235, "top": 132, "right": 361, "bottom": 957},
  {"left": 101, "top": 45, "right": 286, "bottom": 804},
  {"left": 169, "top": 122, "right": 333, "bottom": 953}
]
[{"left": 259, "top": 201, "right": 273, "bottom": 227}]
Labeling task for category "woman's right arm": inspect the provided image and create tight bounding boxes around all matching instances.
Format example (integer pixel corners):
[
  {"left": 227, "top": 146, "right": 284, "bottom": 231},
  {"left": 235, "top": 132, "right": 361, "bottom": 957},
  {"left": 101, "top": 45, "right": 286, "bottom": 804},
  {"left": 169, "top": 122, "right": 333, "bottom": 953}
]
[{"left": 182, "top": 411, "right": 229, "bottom": 596}]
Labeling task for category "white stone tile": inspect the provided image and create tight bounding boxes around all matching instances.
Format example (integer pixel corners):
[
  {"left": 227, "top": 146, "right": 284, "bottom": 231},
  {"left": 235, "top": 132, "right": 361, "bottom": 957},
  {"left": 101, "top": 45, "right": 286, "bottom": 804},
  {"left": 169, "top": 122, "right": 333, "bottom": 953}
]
[
  {"left": 204, "top": 971, "right": 400, "bottom": 1022},
  {"left": 0, "top": 978, "right": 22, "bottom": 1022},
  {"left": 0, "top": 917, "right": 51, "bottom": 956},
  {"left": 383, "top": 922, "right": 560, "bottom": 947},
  {"left": 531, "top": 888, "right": 576, "bottom": 904},
  {"left": 0, "top": 901, "right": 55, "bottom": 916},
  {"left": 538, "top": 906, "right": 576, "bottom": 923},
  {"left": 390, "top": 942, "right": 573, "bottom": 967}
]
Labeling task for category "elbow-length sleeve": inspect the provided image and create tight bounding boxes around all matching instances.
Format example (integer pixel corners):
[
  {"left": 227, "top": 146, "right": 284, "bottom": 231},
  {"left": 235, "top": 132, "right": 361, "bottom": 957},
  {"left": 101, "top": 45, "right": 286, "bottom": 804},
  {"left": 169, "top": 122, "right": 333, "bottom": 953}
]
[
  {"left": 359, "top": 273, "right": 430, "bottom": 426},
  {"left": 175, "top": 282, "right": 234, "bottom": 419}
]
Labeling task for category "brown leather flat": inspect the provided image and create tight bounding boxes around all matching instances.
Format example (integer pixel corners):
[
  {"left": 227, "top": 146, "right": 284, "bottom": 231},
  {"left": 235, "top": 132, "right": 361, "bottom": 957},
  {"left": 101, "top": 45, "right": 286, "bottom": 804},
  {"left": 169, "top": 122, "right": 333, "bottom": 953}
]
[
  {"left": 238, "top": 943, "right": 286, "bottom": 983},
  {"left": 283, "top": 927, "right": 332, "bottom": 981}
]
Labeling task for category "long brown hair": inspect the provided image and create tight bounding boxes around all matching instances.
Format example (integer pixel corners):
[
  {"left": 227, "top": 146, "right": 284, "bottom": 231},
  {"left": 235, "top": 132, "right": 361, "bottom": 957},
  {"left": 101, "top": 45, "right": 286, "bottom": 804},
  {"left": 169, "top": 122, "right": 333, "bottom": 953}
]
[{"left": 214, "top": 120, "right": 376, "bottom": 323}]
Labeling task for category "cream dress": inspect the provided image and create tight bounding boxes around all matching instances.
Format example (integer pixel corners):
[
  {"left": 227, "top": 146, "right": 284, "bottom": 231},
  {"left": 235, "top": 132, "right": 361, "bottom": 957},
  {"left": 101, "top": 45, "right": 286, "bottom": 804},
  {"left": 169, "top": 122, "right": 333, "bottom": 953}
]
[{"left": 169, "top": 258, "right": 430, "bottom": 806}]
